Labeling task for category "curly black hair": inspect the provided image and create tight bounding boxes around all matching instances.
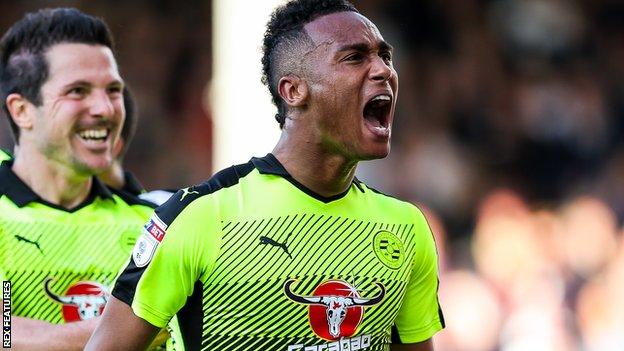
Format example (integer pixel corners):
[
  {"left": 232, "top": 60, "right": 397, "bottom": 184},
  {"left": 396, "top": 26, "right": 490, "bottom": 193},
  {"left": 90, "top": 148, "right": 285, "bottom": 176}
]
[{"left": 262, "top": 0, "right": 358, "bottom": 128}]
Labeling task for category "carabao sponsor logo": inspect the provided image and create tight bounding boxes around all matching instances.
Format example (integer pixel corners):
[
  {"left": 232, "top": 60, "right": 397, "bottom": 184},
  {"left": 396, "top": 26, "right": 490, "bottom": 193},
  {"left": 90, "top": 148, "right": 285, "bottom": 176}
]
[
  {"left": 43, "top": 278, "right": 108, "bottom": 322},
  {"left": 284, "top": 279, "right": 385, "bottom": 341},
  {"left": 287, "top": 334, "right": 372, "bottom": 351}
]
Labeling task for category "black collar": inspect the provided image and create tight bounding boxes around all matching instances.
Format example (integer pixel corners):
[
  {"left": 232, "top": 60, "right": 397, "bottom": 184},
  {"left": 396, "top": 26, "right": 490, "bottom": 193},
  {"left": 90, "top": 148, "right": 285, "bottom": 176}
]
[
  {"left": 121, "top": 171, "right": 145, "bottom": 196},
  {"left": 0, "top": 161, "right": 114, "bottom": 210},
  {"left": 250, "top": 153, "right": 363, "bottom": 203},
  {"left": 251, "top": 153, "right": 290, "bottom": 177}
]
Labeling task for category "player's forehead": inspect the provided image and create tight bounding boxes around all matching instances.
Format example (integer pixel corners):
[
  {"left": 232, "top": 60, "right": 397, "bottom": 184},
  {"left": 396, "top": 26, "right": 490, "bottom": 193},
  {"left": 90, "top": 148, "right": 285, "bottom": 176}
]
[
  {"left": 43, "top": 42, "right": 121, "bottom": 89},
  {"left": 304, "top": 11, "right": 385, "bottom": 51}
]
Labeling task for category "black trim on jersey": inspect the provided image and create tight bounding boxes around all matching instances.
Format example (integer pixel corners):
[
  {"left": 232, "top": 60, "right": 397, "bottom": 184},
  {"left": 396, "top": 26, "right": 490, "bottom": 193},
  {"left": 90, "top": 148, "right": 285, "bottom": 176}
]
[
  {"left": 112, "top": 160, "right": 256, "bottom": 309},
  {"left": 391, "top": 325, "right": 402, "bottom": 343},
  {"left": 122, "top": 171, "right": 145, "bottom": 196},
  {"left": 249, "top": 153, "right": 289, "bottom": 177},
  {"left": 437, "top": 279, "right": 446, "bottom": 328},
  {"left": 353, "top": 177, "right": 365, "bottom": 193},
  {"left": 156, "top": 160, "right": 256, "bottom": 224},
  {"left": 438, "top": 303, "right": 446, "bottom": 328},
  {"left": 364, "top": 183, "right": 404, "bottom": 201},
  {"left": 111, "top": 258, "right": 144, "bottom": 306},
  {"left": 0, "top": 161, "right": 114, "bottom": 212},
  {"left": 252, "top": 153, "right": 356, "bottom": 203},
  {"left": 178, "top": 281, "right": 204, "bottom": 351}
]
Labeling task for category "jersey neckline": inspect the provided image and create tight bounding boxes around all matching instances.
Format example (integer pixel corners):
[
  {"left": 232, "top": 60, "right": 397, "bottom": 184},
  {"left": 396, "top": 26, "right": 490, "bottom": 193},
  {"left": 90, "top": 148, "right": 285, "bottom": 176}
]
[
  {"left": 0, "top": 160, "right": 115, "bottom": 212},
  {"left": 250, "top": 153, "right": 363, "bottom": 204},
  {"left": 122, "top": 171, "right": 145, "bottom": 196}
]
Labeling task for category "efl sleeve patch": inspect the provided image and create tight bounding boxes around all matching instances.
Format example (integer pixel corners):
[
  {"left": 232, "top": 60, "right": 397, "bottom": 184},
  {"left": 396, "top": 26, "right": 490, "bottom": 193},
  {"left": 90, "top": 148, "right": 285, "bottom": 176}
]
[{"left": 132, "top": 214, "right": 168, "bottom": 267}]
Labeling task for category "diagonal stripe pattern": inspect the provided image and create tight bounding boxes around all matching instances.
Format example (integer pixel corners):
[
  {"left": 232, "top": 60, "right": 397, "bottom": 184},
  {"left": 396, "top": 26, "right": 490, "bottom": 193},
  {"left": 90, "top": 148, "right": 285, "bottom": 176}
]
[
  {"left": 0, "top": 205, "right": 146, "bottom": 323},
  {"left": 191, "top": 214, "right": 417, "bottom": 350}
]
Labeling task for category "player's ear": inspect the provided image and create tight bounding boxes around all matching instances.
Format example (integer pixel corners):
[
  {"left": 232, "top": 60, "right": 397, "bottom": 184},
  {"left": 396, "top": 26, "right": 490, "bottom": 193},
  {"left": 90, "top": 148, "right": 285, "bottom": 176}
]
[
  {"left": 112, "top": 138, "right": 124, "bottom": 159},
  {"left": 278, "top": 75, "right": 308, "bottom": 108},
  {"left": 6, "top": 93, "right": 34, "bottom": 130}
]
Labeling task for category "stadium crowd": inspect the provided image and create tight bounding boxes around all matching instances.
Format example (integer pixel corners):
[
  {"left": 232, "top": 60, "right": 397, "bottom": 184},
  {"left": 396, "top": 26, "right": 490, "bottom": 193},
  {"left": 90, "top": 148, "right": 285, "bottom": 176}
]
[{"left": 1, "top": 0, "right": 623, "bottom": 349}]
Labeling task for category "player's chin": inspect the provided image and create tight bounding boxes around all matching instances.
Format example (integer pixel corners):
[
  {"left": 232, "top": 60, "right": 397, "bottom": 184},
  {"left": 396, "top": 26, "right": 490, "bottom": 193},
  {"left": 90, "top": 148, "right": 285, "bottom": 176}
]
[
  {"left": 357, "top": 122, "right": 391, "bottom": 159},
  {"left": 74, "top": 154, "right": 113, "bottom": 175},
  {"left": 357, "top": 141, "right": 391, "bottom": 161}
]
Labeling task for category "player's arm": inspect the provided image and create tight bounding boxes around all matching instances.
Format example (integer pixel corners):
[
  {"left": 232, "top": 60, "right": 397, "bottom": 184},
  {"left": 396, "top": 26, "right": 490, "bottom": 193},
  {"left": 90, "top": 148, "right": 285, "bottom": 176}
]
[
  {"left": 10, "top": 306, "right": 168, "bottom": 351},
  {"left": 0, "top": 275, "right": 88, "bottom": 351},
  {"left": 85, "top": 296, "right": 159, "bottom": 351},
  {"left": 392, "top": 208, "right": 445, "bottom": 346},
  {"left": 391, "top": 338, "right": 434, "bottom": 351},
  {"left": 87, "top": 194, "right": 220, "bottom": 349},
  {"left": 11, "top": 316, "right": 98, "bottom": 351}
]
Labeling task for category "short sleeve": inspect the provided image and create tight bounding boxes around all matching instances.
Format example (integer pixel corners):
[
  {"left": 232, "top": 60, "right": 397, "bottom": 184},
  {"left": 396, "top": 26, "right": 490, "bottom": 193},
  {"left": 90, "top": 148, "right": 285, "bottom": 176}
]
[
  {"left": 392, "top": 208, "right": 444, "bottom": 343},
  {"left": 112, "top": 198, "right": 221, "bottom": 328}
]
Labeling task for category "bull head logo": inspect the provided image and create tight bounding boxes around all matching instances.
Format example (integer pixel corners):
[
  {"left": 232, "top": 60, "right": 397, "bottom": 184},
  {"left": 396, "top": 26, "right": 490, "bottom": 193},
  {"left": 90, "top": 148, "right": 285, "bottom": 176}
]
[
  {"left": 284, "top": 279, "right": 385, "bottom": 339},
  {"left": 43, "top": 278, "right": 109, "bottom": 321}
]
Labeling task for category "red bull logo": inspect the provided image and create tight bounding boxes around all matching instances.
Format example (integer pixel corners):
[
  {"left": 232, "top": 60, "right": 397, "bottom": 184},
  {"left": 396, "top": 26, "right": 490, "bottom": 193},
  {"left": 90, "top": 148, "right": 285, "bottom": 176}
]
[
  {"left": 284, "top": 279, "right": 385, "bottom": 341},
  {"left": 43, "top": 278, "right": 108, "bottom": 322}
]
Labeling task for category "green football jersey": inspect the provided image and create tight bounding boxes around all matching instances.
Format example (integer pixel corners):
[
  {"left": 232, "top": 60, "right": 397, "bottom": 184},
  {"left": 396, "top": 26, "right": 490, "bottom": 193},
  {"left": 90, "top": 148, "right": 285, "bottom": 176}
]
[
  {"left": 0, "top": 161, "right": 154, "bottom": 324},
  {"left": 114, "top": 154, "right": 444, "bottom": 351}
]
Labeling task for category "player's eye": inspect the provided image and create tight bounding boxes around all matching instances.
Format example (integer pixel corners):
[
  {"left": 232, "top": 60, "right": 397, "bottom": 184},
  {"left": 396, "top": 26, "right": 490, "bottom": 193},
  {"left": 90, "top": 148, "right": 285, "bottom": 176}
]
[
  {"left": 67, "top": 86, "right": 87, "bottom": 97},
  {"left": 107, "top": 85, "right": 123, "bottom": 95},
  {"left": 380, "top": 51, "right": 392, "bottom": 64},
  {"left": 343, "top": 52, "right": 364, "bottom": 62}
]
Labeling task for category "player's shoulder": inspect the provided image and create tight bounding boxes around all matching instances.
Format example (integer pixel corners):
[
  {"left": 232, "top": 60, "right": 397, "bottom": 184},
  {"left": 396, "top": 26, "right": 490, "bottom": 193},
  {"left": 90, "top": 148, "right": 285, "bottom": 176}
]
[
  {"left": 154, "top": 159, "right": 257, "bottom": 226},
  {"left": 356, "top": 179, "right": 417, "bottom": 208},
  {"left": 355, "top": 179, "right": 427, "bottom": 220}
]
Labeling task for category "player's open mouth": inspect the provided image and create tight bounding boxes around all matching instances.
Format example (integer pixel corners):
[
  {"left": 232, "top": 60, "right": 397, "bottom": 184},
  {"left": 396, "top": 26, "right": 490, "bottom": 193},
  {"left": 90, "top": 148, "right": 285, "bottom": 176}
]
[
  {"left": 77, "top": 128, "right": 109, "bottom": 142},
  {"left": 363, "top": 94, "right": 392, "bottom": 137}
]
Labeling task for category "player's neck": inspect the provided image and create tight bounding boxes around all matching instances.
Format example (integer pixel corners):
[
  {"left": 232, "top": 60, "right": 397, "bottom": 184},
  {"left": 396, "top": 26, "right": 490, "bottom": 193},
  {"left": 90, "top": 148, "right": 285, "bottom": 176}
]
[
  {"left": 12, "top": 146, "right": 92, "bottom": 209},
  {"left": 98, "top": 161, "right": 125, "bottom": 190},
  {"left": 273, "top": 135, "right": 357, "bottom": 198}
]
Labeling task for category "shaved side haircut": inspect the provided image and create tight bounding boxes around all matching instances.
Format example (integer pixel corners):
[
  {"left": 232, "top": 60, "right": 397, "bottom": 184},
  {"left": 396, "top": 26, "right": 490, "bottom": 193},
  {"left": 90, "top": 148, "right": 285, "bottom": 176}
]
[{"left": 261, "top": 0, "right": 358, "bottom": 128}]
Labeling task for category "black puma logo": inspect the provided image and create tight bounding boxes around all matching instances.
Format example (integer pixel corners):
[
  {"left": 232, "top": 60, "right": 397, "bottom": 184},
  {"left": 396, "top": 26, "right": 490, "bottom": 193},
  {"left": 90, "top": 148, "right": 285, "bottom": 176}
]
[
  {"left": 15, "top": 234, "right": 43, "bottom": 254},
  {"left": 259, "top": 234, "right": 292, "bottom": 259}
]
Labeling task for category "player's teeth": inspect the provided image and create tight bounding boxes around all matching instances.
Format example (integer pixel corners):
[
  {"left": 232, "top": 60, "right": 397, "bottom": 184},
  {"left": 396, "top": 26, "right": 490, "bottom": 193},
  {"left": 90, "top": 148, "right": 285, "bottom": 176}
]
[
  {"left": 78, "top": 129, "right": 107, "bottom": 139},
  {"left": 371, "top": 95, "right": 390, "bottom": 102}
]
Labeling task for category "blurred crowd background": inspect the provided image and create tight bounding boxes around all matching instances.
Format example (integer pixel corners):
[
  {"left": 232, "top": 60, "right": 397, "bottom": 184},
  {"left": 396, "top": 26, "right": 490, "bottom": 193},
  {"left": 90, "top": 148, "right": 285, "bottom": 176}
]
[{"left": 1, "top": 0, "right": 623, "bottom": 350}]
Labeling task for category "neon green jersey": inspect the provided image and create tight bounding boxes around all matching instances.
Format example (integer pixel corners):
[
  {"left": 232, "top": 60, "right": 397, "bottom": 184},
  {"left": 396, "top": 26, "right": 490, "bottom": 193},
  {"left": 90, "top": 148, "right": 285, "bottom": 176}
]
[
  {"left": 114, "top": 154, "right": 444, "bottom": 351},
  {"left": 0, "top": 161, "right": 154, "bottom": 324}
]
